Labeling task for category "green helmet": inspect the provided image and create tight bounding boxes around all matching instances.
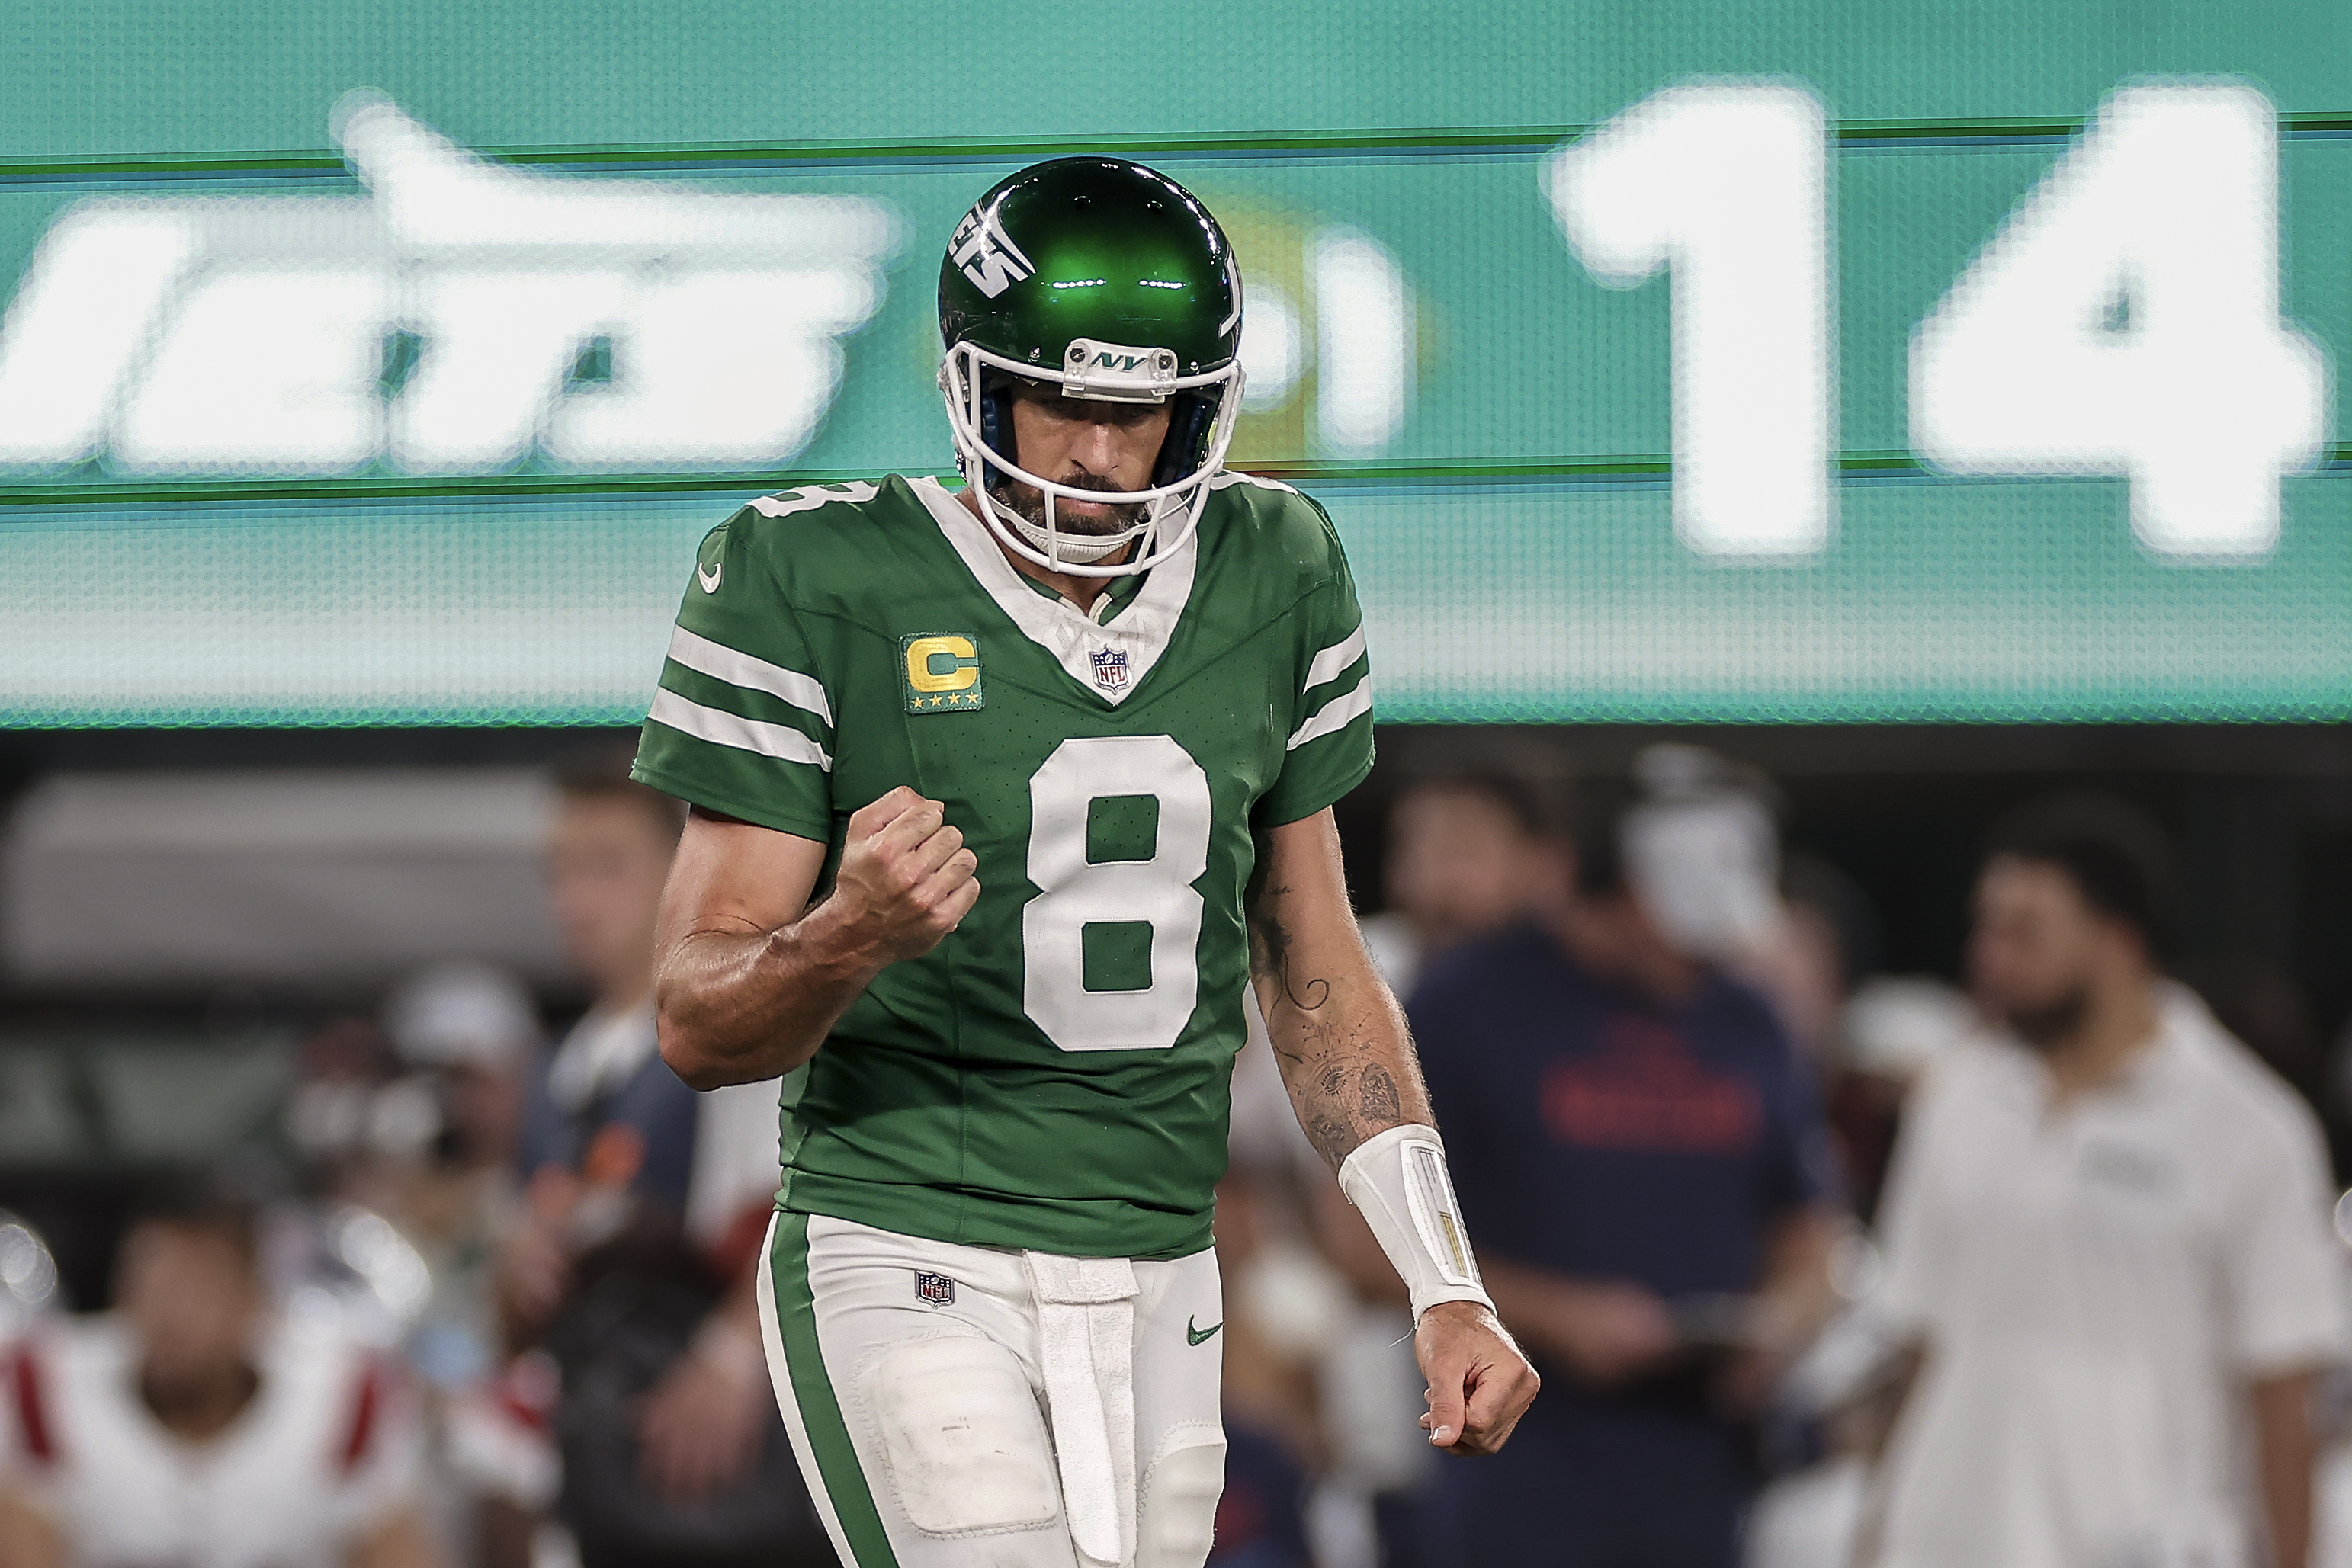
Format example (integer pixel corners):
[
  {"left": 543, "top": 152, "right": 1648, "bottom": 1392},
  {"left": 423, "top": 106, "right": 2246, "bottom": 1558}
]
[{"left": 937, "top": 157, "right": 1245, "bottom": 576}]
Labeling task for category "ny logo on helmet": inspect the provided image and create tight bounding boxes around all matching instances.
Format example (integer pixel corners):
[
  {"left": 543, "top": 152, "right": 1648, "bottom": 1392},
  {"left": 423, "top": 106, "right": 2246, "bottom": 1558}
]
[{"left": 950, "top": 204, "right": 1035, "bottom": 299}]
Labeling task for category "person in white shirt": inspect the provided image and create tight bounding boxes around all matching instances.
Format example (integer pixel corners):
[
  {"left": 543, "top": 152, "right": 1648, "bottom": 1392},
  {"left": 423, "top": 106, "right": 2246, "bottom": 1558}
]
[
  {"left": 0, "top": 1190, "right": 441, "bottom": 1568},
  {"left": 1865, "top": 798, "right": 2350, "bottom": 1568}
]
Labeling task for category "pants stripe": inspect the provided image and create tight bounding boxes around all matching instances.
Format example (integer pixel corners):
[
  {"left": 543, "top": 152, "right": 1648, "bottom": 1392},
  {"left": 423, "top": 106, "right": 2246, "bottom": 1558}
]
[{"left": 759, "top": 1210, "right": 901, "bottom": 1568}]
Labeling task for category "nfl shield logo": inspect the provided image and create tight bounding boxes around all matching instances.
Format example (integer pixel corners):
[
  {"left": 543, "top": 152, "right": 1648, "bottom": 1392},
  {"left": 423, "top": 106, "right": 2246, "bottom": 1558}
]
[
  {"left": 1090, "top": 646, "right": 1130, "bottom": 691},
  {"left": 914, "top": 1271, "right": 955, "bottom": 1307}
]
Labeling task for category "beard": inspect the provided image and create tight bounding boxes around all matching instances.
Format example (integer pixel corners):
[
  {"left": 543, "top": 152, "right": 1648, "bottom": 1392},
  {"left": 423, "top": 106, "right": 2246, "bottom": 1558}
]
[
  {"left": 2000, "top": 984, "right": 2092, "bottom": 1050},
  {"left": 1000, "top": 469, "right": 1149, "bottom": 537}
]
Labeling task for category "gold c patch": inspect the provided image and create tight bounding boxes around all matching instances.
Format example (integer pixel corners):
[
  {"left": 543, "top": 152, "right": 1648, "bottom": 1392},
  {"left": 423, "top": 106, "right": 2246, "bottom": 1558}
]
[{"left": 900, "top": 633, "right": 984, "bottom": 713}]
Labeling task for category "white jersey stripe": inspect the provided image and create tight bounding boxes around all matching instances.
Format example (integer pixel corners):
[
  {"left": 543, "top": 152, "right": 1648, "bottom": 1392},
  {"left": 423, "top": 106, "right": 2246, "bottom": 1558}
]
[
  {"left": 1207, "top": 469, "right": 1298, "bottom": 495},
  {"left": 649, "top": 688, "right": 833, "bottom": 771},
  {"left": 1285, "top": 673, "right": 1372, "bottom": 752},
  {"left": 1302, "top": 625, "right": 1367, "bottom": 693},
  {"left": 749, "top": 482, "right": 880, "bottom": 519},
  {"left": 666, "top": 625, "right": 833, "bottom": 727}
]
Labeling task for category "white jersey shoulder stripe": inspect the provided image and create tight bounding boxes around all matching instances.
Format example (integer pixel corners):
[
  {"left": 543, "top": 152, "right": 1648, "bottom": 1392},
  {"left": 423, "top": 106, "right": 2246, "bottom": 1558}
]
[
  {"left": 1207, "top": 469, "right": 1298, "bottom": 495},
  {"left": 649, "top": 688, "right": 833, "bottom": 771},
  {"left": 1285, "top": 672, "right": 1372, "bottom": 752},
  {"left": 749, "top": 481, "right": 881, "bottom": 519},
  {"left": 1303, "top": 625, "right": 1367, "bottom": 693},
  {"left": 666, "top": 626, "right": 833, "bottom": 728}
]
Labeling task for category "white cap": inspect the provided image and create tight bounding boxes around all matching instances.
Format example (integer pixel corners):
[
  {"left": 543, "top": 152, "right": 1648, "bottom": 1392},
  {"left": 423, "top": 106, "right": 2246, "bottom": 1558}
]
[
  {"left": 1623, "top": 745, "right": 1784, "bottom": 961},
  {"left": 383, "top": 962, "right": 539, "bottom": 1072}
]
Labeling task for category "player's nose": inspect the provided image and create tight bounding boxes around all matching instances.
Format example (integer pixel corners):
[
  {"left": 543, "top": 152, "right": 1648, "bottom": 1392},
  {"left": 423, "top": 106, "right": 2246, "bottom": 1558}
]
[{"left": 1067, "top": 423, "right": 1135, "bottom": 485}]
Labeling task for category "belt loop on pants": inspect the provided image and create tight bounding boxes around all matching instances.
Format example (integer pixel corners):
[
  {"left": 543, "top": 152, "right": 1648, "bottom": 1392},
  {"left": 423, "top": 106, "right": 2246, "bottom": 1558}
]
[{"left": 1022, "top": 1251, "right": 1141, "bottom": 1568}]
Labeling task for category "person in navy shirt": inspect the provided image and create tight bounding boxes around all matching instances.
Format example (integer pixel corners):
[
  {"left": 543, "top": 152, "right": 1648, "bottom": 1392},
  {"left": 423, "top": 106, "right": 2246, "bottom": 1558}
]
[{"left": 1411, "top": 779, "right": 1843, "bottom": 1568}]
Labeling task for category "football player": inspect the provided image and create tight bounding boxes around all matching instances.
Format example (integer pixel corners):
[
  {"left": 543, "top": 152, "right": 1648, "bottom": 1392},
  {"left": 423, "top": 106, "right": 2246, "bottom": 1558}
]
[
  {"left": 0, "top": 1194, "right": 440, "bottom": 1568},
  {"left": 633, "top": 156, "right": 1538, "bottom": 1568}
]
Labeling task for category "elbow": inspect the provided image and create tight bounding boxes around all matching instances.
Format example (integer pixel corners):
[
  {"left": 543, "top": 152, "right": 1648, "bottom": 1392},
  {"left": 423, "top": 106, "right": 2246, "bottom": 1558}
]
[
  {"left": 656, "top": 1012, "right": 736, "bottom": 1091},
  {"left": 661, "top": 1037, "right": 734, "bottom": 1092},
  {"left": 656, "top": 1012, "right": 813, "bottom": 1089}
]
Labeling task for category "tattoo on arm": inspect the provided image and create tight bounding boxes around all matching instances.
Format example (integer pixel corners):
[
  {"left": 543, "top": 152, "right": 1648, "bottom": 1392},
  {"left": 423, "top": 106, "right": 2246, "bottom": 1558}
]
[
  {"left": 1306, "top": 1077, "right": 1355, "bottom": 1162},
  {"left": 1248, "top": 828, "right": 1428, "bottom": 1168},
  {"left": 1246, "top": 883, "right": 1330, "bottom": 1019},
  {"left": 1294, "top": 1060, "right": 1410, "bottom": 1169}
]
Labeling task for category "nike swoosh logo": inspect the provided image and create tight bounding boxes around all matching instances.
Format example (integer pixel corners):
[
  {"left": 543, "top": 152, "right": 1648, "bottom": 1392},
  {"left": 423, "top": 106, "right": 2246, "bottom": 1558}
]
[
  {"left": 697, "top": 561, "right": 723, "bottom": 594},
  {"left": 1186, "top": 1316, "right": 1222, "bottom": 1347}
]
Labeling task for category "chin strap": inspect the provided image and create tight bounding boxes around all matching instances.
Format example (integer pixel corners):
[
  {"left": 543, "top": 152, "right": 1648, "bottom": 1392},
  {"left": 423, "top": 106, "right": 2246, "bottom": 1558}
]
[
  {"left": 977, "top": 469, "right": 1180, "bottom": 567},
  {"left": 996, "top": 495, "right": 1147, "bottom": 565},
  {"left": 1336, "top": 1124, "right": 1496, "bottom": 1321}
]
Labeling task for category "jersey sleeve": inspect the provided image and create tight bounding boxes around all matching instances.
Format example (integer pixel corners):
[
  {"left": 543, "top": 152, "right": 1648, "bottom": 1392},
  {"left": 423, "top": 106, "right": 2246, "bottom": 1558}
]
[
  {"left": 1253, "top": 508, "right": 1375, "bottom": 828},
  {"left": 2219, "top": 1089, "right": 2352, "bottom": 1375},
  {"left": 631, "top": 512, "right": 836, "bottom": 842}
]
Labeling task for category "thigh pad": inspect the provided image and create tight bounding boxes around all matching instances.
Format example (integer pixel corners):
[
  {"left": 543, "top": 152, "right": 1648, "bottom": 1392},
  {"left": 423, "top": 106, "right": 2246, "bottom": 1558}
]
[
  {"left": 864, "top": 1334, "right": 1061, "bottom": 1538},
  {"left": 1136, "top": 1424, "right": 1225, "bottom": 1568}
]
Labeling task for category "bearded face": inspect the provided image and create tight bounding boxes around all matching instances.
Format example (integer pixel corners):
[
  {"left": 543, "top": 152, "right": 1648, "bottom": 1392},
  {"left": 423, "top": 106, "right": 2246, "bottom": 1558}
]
[
  {"left": 1969, "top": 855, "right": 2112, "bottom": 1051},
  {"left": 998, "top": 466, "right": 1152, "bottom": 537}
]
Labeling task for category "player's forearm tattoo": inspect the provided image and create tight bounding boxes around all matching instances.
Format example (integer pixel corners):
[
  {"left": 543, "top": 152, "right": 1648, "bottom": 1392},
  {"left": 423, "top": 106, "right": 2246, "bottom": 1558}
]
[
  {"left": 1294, "top": 1059, "right": 1410, "bottom": 1168},
  {"left": 1247, "top": 836, "right": 1429, "bottom": 1168},
  {"left": 1244, "top": 883, "right": 1330, "bottom": 1015}
]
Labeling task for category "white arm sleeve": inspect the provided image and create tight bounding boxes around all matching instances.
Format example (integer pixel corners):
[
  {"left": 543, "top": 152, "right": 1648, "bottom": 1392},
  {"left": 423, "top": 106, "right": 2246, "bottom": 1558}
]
[{"left": 1336, "top": 1124, "right": 1496, "bottom": 1320}]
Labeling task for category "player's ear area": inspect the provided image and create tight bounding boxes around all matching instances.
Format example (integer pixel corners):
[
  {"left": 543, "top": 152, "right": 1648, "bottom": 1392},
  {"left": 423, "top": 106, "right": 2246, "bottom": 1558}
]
[{"left": 1152, "top": 393, "right": 1214, "bottom": 486}]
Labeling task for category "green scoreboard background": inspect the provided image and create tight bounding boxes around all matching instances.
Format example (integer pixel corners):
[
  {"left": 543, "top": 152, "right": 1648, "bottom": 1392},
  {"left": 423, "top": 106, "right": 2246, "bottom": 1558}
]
[{"left": 4, "top": 0, "right": 2350, "bottom": 726}]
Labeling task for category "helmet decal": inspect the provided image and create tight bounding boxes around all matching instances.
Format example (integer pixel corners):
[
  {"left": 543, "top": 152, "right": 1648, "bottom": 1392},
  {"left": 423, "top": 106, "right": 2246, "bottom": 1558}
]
[{"left": 948, "top": 200, "right": 1035, "bottom": 300}]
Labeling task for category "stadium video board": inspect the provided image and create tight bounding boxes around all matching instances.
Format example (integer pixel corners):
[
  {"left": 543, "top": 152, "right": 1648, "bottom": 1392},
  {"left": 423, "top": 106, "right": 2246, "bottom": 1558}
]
[{"left": 2, "top": 1, "right": 2349, "bottom": 726}]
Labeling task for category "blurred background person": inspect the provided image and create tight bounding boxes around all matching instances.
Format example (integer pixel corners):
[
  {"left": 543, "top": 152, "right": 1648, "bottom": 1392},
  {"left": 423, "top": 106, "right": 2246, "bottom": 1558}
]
[
  {"left": 1205, "top": 1162, "right": 1330, "bottom": 1568},
  {"left": 1407, "top": 762, "right": 1844, "bottom": 1568},
  {"left": 496, "top": 755, "right": 821, "bottom": 1568},
  {"left": 376, "top": 961, "right": 537, "bottom": 1363},
  {"left": 1861, "top": 797, "right": 2350, "bottom": 1568},
  {"left": 1358, "top": 770, "right": 1571, "bottom": 999},
  {"left": 0, "top": 1184, "right": 441, "bottom": 1568},
  {"left": 1818, "top": 977, "right": 1978, "bottom": 1227},
  {"left": 374, "top": 964, "right": 554, "bottom": 1568},
  {"left": 1290, "top": 767, "right": 1573, "bottom": 1566}
]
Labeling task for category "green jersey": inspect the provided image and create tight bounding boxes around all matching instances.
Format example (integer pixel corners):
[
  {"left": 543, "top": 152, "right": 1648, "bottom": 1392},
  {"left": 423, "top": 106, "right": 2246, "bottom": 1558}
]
[{"left": 631, "top": 472, "right": 1374, "bottom": 1259}]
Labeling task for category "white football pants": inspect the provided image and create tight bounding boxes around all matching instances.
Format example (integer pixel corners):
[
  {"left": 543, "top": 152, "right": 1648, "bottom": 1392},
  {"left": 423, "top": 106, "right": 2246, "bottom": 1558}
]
[{"left": 758, "top": 1210, "right": 1227, "bottom": 1568}]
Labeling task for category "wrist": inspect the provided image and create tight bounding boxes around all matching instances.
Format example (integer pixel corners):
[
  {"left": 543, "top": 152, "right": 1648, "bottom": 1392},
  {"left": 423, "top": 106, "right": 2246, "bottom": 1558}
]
[
  {"left": 1337, "top": 1124, "right": 1497, "bottom": 1322},
  {"left": 778, "top": 895, "right": 888, "bottom": 985}
]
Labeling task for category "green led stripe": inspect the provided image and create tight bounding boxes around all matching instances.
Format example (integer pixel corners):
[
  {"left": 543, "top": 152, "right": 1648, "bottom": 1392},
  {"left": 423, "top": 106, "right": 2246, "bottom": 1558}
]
[
  {"left": 0, "top": 469, "right": 951, "bottom": 508},
  {"left": 11, "top": 447, "right": 2351, "bottom": 508},
  {"left": 2, "top": 111, "right": 2347, "bottom": 184},
  {"left": 11, "top": 691, "right": 2352, "bottom": 732}
]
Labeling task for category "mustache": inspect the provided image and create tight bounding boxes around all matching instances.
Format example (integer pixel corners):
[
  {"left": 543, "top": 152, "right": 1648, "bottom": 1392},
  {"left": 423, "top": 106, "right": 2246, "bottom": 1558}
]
[
  {"left": 1005, "top": 467, "right": 1149, "bottom": 535},
  {"left": 2001, "top": 987, "right": 2091, "bottom": 1049}
]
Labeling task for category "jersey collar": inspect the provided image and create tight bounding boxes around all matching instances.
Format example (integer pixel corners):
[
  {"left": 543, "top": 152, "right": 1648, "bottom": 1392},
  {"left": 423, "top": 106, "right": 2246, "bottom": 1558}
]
[{"left": 910, "top": 476, "right": 1199, "bottom": 707}]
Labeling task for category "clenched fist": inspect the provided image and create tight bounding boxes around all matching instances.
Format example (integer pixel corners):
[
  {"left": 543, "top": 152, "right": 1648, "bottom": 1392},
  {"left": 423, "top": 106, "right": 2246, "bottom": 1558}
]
[{"left": 826, "top": 786, "right": 981, "bottom": 965}]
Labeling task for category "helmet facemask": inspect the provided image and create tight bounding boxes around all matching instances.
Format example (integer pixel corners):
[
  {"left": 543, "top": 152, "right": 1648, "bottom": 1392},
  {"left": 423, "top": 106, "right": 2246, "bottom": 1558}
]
[{"left": 939, "top": 338, "right": 1245, "bottom": 577}]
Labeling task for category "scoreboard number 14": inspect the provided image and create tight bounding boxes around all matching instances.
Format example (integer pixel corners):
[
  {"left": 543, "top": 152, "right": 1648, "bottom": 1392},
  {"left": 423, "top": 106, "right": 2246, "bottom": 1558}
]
[{"left": 1548, "top": 82, "right": 2328, "bottom": 560}]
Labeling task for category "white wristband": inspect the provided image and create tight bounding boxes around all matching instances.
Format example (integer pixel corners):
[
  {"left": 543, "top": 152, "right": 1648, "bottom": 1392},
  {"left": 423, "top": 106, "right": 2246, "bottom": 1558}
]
[{"left": 1336, "top": 1124, "right": 1495, "bottom": 1320}]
